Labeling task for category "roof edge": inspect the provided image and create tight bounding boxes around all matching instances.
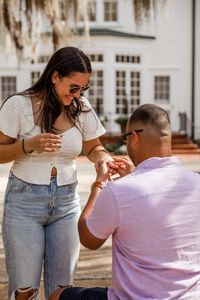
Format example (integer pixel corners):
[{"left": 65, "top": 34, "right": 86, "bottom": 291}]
[{"left": 78, "top": 28, "right": 155, "bottom": 39}]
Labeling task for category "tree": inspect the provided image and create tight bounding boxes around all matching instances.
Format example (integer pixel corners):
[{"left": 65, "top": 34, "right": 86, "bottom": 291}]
[
  {"left": 0, "top": 0, "right": 166, "bottom": 62},
  {"left": 133, "top": 0, "right": 166, "bottom": 25},
  {"left": 0, "top": 0, "right": 86, "bottom": 62}
]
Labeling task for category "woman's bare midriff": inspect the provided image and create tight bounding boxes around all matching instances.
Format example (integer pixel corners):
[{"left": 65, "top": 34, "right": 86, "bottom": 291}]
[{"left": 51, "top": 166, "right": 57, "bottom": 176}]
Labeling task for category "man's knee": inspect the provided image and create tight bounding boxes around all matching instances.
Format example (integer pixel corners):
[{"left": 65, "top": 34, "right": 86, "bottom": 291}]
[{"left": 49, "top": 286, "right": 108, "bottom": 300}]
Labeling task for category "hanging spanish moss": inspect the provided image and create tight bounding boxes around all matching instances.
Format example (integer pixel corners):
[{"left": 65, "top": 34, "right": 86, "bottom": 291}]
[
  {"left": 0, "top": 0, "right": 82, "bottom": 62},
  {"left": 133, "top": 0, "right": 167, "bottom": 25},
  {"left": 0, "top": 0, "right": 167, "bottom": 62}
]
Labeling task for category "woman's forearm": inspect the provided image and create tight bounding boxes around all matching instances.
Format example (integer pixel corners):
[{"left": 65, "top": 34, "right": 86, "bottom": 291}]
[
  {"left": 87, "top": 147, "right": 111, "bottom": 163},
  {"left": 0, "top": 140, "right": 25, "bottom": 163}
]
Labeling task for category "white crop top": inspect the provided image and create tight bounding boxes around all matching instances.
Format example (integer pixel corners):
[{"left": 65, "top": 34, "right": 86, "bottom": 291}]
[{"left": 0, "top": 95, "right": 106, "bottom": 186}]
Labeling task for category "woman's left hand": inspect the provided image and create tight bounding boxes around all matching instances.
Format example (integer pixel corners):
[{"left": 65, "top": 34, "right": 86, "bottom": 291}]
[{"left": 95, "top": 160, "right": 110, "bottom": 183}]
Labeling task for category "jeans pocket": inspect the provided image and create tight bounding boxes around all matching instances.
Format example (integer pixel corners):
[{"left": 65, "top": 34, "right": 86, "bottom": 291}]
[{"left": 7, "top": 173, "right": 30, "bottom": 194}]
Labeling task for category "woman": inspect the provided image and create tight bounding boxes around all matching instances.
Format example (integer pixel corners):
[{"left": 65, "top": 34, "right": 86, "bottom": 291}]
[{"left": 0, "top": 47, "right": 113, "bottom": 300}]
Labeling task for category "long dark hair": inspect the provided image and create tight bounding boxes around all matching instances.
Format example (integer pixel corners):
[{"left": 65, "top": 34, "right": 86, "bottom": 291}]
[{"left": 2, "top": 47, "right": 92, "bottom": 133}]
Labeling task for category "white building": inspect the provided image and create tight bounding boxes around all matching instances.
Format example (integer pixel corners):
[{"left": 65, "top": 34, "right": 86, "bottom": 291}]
[{"left": 0, "top": 0, "right": 199, "bottom": 139}]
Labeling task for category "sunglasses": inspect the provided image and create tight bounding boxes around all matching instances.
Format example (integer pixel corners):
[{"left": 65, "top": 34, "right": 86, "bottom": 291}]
[
  {"left": 59, "top": 74, "right": 90, "bottom": 95},
  {"left": 69, "top": 85, "right": 90, "bottom": 95},
  {"left": 122, "top": 129, "right": 143, "bottom": 143}
]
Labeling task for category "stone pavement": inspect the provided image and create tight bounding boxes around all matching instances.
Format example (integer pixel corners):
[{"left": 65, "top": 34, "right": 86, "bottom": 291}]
[{"left": 0, "top": 154, "right": 200, "bottom": 299}]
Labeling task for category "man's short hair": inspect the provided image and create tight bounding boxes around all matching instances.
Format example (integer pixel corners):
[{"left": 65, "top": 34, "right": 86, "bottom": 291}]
[{"left": 129, "top": 104, "right": 171, "bottom": 132}]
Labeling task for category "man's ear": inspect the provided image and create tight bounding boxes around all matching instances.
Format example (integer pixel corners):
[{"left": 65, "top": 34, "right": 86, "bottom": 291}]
[
  {"left": 130, "top": 131, "right": 139, "bottom": 147},
  {"left": 51, "top": 71, "right": 59, "bottom": 84}
]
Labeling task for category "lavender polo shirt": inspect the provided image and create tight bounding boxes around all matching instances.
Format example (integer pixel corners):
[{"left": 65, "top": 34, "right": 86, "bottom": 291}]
[{"left": 87, "top": 157, "right": 200, "bottom": 299}]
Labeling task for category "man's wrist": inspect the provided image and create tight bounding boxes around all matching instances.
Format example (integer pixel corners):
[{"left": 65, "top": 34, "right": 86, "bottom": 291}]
[{"left": 90, "top": 180, "right": 107, "bottom": 191}]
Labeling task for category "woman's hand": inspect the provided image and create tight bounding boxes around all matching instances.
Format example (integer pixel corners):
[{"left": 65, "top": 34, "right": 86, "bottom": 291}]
[
  {"left": 26, "top": 133, "right": 62, "bottom": 153},
  {"left": 95, "top": 160, "right": 110, "bottom": 184}
]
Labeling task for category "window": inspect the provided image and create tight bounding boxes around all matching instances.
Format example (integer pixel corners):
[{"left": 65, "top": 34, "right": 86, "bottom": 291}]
[
  {"left": 1, "top": 76, "right": 16, "bottom": 101},
  {"left": 60, "top": 1, "right": 66, "bottom": 20},
  {"left": 130, "top": 71, "right": 140, "bottom": 108},
  {"left": 38, "top": 55, "right": 50, "bottom": 63},
  {"left": 116, "top": 71, "right": 127, "bottom": 114},
  {"left": 154, "top": 76, "right": 170, "bottom": 101},
  {"left": 88, "top": 0, "right": 96, "bottom": 21},
  {"left": 104, "top": 0, "right": 118, "bottom": 22},
  {"left": 31, "top": 71, "right": 40, "bottom": 85},
  {"left": 116, "top": 55, "right": 140, "bottom": 64},
  {"left": 79, "top": 0, "right": 96, "bottom": 22},
  {"left": 88, "top": 54, "right": 103, "bottom": 62},
  {"left": 115, "top": 53, "right": 141, "bottom": 114},
  {"left": 115, "top": 71, "right": 141, "bottom": 114},
  {"left": 88, "top": 70, "right": 104, "bottom": 115}
]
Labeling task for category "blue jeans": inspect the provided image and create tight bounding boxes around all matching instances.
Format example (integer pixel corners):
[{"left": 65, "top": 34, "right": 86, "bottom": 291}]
[{"left": 2, "top": 172, "right": 81, "bottom": 300}]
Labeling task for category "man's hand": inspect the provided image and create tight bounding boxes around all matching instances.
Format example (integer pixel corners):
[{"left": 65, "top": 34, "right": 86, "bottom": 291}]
[{"left": 111, "top": 156, "right": 134, "bottom": 177}]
